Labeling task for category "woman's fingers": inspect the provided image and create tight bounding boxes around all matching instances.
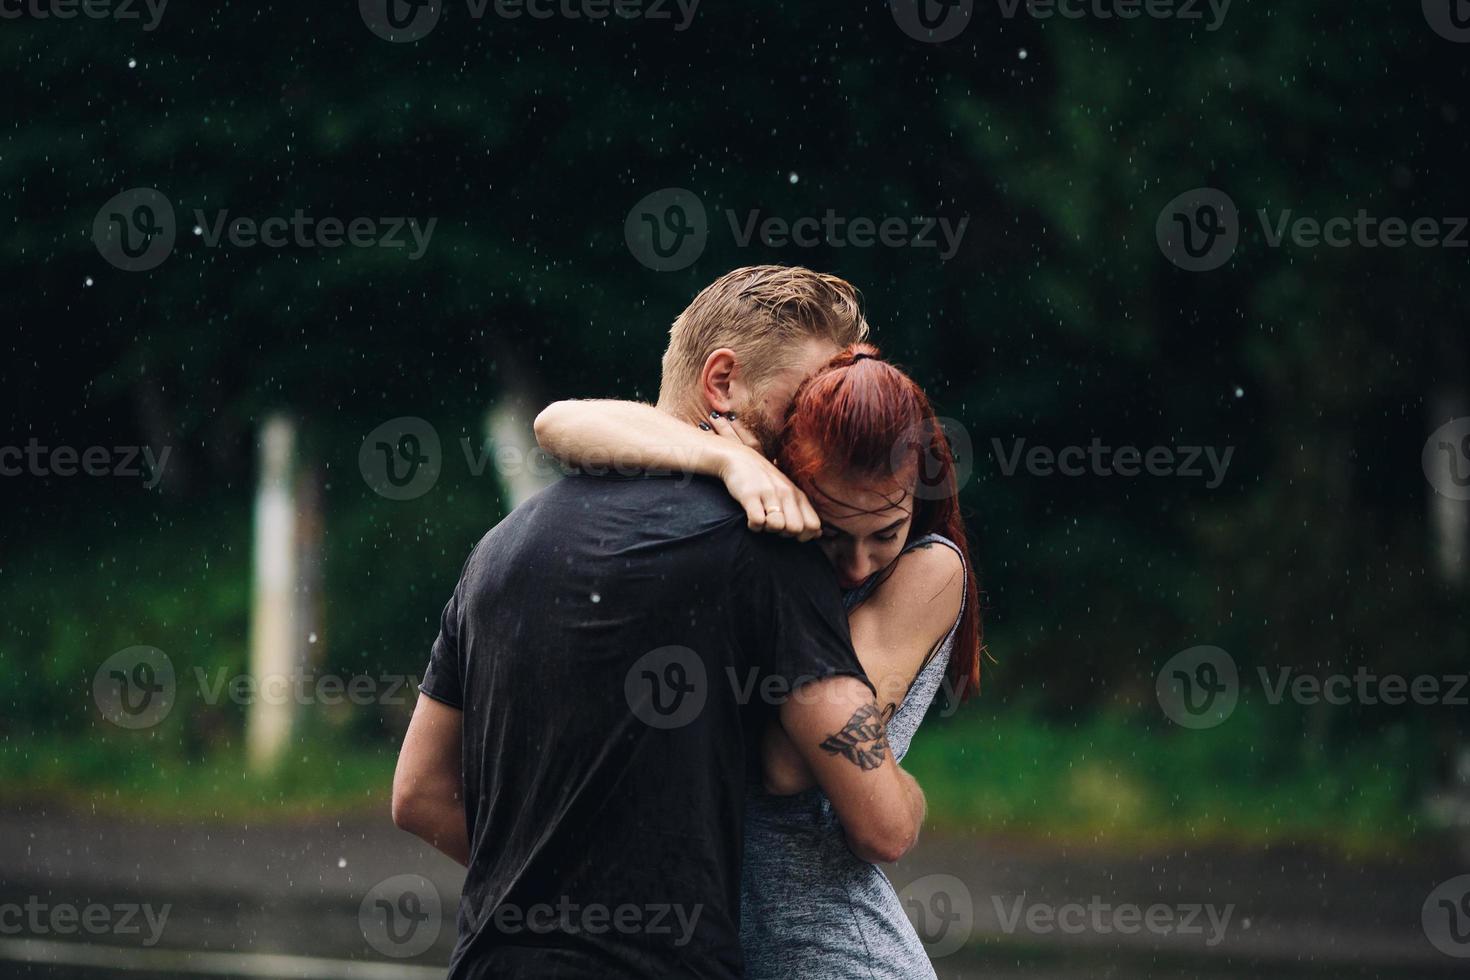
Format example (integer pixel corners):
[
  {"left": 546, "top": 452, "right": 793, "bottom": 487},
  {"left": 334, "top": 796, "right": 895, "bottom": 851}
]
[
  {"left": 706, "top": 412, "right": 745, "bottom": 446},
  {"left": 792, "top": 486, "right": 822, "bottom": 542},
  {"left": 759, "top": 485, "right": 790, "bottom": 535}
]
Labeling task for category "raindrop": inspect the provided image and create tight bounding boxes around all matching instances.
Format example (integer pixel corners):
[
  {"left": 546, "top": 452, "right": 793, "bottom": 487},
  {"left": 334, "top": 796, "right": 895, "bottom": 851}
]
[
  {"left": 788, "top": 172, "right": 799, "bottom": 185},
  {"left": 590, "top": 592, "right": 601, "bottom": 603},
  {"left": 127, "top": 58, "right": 137, "bottom": 69},
  {"left": 1018, "top": 48, "right": 1028, "bottom": 61},
  {"left": 84, "top": 277, "right": 94, "bottom": 287}
]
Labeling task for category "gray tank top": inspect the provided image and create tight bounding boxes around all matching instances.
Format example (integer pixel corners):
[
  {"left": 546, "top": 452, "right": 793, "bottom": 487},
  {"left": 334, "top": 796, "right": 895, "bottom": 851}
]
[{"left": 740, "top": 533, "right": 966, "bottom": 980}]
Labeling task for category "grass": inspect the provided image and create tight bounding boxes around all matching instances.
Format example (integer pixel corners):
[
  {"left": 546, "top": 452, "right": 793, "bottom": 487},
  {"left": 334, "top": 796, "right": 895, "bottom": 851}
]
[
  {"left": 0, "top": 729, "right": 395, "bottom": 822},
  {"left": 1, "top": 702, "right": 1430, "bottom": 856},
  {"left": 904, "top": 700, "right": 1427, "bottom": 856}
]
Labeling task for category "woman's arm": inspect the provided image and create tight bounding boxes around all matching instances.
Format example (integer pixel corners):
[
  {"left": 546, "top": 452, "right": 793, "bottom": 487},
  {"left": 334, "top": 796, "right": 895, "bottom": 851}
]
[
  {"left": 761, "top": 542, "right": 965, "bottom": 795},
  {"left": 533, "top": 399, "right": 821, "bottom": 539}
]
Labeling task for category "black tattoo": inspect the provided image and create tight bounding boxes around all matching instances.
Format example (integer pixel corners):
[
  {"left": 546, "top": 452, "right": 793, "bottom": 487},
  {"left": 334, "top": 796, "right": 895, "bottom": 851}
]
[{"left": 819, "top": 703, "right": 891, "bottom": 771}]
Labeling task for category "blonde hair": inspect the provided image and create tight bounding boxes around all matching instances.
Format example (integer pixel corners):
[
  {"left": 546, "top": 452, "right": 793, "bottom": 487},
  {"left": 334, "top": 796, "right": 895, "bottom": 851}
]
[{"left": 658, "top": 265, "right": 870, "bottom": 406}]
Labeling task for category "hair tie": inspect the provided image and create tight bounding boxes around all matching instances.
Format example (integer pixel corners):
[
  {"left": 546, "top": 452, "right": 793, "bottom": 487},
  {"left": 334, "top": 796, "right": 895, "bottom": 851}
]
[{"left": 850, "top": 352, "right": 873, "bottom": 363}]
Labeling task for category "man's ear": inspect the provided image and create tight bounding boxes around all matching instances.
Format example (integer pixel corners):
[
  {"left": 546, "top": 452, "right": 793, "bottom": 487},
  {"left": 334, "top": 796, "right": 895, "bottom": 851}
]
[{"left": 699, "top": 347, "right": 749, "bottom": 415}]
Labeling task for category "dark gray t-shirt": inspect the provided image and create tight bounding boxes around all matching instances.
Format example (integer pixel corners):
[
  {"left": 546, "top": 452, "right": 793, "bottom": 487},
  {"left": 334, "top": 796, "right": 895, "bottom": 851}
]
[{"left": 420, "top": 474, "right": 868, "bottom": 980}]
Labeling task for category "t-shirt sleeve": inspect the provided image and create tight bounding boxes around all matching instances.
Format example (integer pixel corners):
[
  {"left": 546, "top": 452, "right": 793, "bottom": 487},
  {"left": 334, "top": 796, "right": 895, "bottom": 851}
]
[
  {"left": 743, "top": 533, "right": 874, "bottom": 698},
  {"left": 419, "top": 585, "right": 465, "bottom": 709}
]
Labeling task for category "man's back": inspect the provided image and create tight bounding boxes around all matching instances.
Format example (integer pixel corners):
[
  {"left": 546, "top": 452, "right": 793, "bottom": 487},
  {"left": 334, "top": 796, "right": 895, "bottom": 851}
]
[{"left": 419, "top": 474, "right": 863, "bottom": 979}]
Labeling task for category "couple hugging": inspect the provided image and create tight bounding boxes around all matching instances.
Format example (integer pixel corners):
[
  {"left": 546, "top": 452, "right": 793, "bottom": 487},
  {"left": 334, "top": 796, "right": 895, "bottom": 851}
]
[{"left": 393, "top": 265, "right": 982, "bottom": 979}]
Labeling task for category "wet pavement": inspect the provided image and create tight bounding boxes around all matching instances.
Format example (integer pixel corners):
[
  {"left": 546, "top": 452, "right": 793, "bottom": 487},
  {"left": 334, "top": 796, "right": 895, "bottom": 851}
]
[{"left": 0, "top": 804, "right": 1463, "bottom": 978}]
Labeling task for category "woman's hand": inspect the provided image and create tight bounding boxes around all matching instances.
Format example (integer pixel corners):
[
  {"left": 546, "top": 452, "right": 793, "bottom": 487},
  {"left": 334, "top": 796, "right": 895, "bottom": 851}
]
[{"left": 704, "top": 412, "right": 822, "bottom": 541}]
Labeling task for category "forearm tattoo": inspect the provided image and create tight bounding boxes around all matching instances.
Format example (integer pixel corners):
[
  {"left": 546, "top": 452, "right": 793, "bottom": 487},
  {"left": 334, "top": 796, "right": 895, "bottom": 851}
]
[{"left": 819, "top": 703, "right": 891, "bottom": 771}]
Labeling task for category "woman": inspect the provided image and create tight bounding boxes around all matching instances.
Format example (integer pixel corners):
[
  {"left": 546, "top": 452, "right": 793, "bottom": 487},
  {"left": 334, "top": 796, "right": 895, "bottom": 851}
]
[{"left": 536, "top": 343, "right": 982, "bottom": 979}]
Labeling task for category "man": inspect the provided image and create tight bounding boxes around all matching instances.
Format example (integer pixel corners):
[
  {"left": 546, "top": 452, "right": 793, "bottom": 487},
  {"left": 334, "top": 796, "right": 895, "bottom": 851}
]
[{"left": 393, "top": 265, "right": 927, "bottom": 978}]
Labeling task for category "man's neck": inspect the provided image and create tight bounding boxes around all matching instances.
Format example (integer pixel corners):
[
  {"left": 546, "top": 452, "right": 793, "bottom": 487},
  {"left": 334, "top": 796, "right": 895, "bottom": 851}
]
[{"left": 655, "top": 395, "right": 708, "bottom": 430}]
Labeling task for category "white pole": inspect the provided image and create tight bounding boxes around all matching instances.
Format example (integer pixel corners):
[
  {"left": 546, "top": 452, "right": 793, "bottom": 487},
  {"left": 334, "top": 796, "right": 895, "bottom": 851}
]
[{"left": 247, "top": 415, "right": 298, "bottom": 774}]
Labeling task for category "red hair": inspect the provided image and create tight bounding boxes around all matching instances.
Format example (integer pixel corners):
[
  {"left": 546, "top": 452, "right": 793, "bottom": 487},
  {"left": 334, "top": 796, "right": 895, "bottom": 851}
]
[{"left": 777, "top": 343, "right": 984, "bottom": 702}]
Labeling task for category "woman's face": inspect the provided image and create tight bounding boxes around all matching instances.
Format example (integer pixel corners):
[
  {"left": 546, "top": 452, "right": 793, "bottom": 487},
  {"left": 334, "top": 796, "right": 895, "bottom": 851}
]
[{"left": 806, "top": 467, "right": 916, "bottom": 590}]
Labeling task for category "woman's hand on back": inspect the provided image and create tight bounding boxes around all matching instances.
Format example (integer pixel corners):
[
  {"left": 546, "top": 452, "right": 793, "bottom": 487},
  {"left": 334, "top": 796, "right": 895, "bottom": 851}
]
[{"left": 705, "top": 412, "right": 822, "bottom": 542}]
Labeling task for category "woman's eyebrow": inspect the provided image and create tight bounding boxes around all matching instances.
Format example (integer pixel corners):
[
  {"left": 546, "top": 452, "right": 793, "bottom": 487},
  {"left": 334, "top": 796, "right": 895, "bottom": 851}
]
[{"left": 878, "top": 515, "right": 909, "bottom": 533}]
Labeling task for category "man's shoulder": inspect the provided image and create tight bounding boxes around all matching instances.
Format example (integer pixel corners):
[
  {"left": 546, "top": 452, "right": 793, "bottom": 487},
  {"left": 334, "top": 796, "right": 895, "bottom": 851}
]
[{"left": 495, "top": 473, "right": 747, "bottom": 542}]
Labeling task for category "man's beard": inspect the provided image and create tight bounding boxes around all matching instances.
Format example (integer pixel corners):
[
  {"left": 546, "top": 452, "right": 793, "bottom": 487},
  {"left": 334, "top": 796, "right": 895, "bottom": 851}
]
[{"left": 737, "top": 402, "right": 785, "bottom": 458}]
